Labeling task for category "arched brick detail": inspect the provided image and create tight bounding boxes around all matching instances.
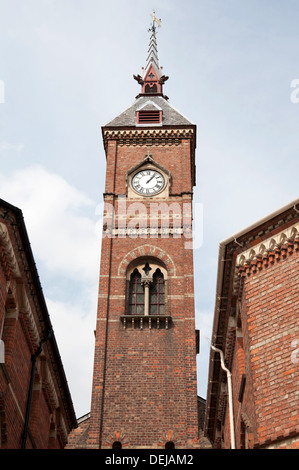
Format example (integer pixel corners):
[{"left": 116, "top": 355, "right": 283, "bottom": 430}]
[
  {"left": 158, "top": 429, "right": 180, "bottom": 447},
  {"left": 118, "top": 244, "right": 176, "bottom": 276},
  {"left": 103, "top": 430, "right": 129, "bottom": 448}
]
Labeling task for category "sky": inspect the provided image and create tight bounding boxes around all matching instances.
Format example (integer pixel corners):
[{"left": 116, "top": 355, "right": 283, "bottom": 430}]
[{"left": 0, "top": 0, "right": 298, "bottom": 419}]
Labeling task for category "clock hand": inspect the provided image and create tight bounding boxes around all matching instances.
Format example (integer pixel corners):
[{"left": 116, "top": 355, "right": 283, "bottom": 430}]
[{"left": 146, "top": 174, "right": 155, "bottom": 184}]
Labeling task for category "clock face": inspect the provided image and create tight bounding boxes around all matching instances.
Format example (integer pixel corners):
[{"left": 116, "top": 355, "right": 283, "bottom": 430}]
[{"left": 131, "top": 169, "right": 165, "bottom": 196}]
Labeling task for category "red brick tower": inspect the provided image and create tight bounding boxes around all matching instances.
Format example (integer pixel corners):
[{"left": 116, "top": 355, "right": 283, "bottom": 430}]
[{"left": 88, "top": 15, "right": 200, "bottom": 449}]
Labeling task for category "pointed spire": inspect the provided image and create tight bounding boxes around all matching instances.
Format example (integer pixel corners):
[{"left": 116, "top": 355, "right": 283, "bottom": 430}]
[
  {"left": 133, "top": 10, "right": 169, "bottom": 99},
  {"left": 145, "top": 26, "right": 160, "bottom": 73},
  {"left": 145, "top": 11, "right": 161, "bottom": 73}
]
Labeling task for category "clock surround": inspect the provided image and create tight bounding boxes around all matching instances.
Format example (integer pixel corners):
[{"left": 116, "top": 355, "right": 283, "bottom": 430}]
[{"left": 131, "top": 169, "right": 165, "bottom": 196}]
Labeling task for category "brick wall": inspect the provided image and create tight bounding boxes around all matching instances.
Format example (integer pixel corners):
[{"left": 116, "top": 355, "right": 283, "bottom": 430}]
[
  {"left": 222, "top": 230, "right": 299, "bottom": 449},
  {"left": 66, "top": 413, "right": 90, "bottom": 448},
  {"left": 238, "top": 244, "right": 299, "bottom": 448},
  {"left": 88, "top": 137, "right": 200, "bottom": 448}
]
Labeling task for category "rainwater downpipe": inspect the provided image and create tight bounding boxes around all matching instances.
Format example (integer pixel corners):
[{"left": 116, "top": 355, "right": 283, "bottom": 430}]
[
  {"left": 21, "top": 330, "right": 52, "bottom": 449},
  {"left": 211, "top": 344, "right": 235, "bottom": 449}
]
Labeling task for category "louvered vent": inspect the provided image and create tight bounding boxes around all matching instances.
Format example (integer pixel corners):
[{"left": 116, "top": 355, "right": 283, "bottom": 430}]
[{"left": 137, "top": 110, "right": 162, "bottom": 124}]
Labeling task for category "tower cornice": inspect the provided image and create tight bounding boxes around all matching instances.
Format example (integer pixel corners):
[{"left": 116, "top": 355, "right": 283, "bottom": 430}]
[{"left": 102, "top": 125, "right": 196, "bottom": 152}]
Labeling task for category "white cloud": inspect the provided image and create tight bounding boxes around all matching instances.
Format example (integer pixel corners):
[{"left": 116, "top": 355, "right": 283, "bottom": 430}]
[
  {"left": 0, "top": 165, "right": 101, "bottom": 417},
  {"left": 0, "top": 164, "right": 100, "bottom": 283},
  {"left": 46, "top": 297, "right": 95, "bottom": 418},
  {"left": 0, "top": 141, "right": 25, "bottom": 153},
  {"left": 196, "top": 308, "right": 214, "bottom": 344}
]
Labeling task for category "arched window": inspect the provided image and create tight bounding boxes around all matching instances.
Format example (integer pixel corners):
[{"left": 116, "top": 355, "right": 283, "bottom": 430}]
[
  {"left": 112, "top": 440, "right": 122, "bottom": 449},
  {"left": 145, "top": 84, "right": 157, "bottom": 93},
  {"left": 165, "top": 440, "right": 175, "bottom": 449},
  {"left": 127, "top": 262, "right": 167, "bottom": 316},
  {"left": 149, "top": 269, "right": 165, "bottom": 315},
  {"left": 128, "top": 269, "right": 144, "bottom": 315}
]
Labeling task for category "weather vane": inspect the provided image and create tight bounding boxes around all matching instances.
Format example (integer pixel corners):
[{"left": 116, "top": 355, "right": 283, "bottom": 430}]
[{"left": 149, "top": 9, "right": 162, "bottom": 32}]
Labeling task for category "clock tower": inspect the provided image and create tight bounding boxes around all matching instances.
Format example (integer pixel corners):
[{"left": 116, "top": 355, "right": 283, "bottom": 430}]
[{"left": 88, "top": 14, "right": 200, "bottom": 449}]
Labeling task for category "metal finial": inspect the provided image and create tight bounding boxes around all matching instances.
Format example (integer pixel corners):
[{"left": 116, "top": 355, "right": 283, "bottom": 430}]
[{"left": 149, "top": 9, "right": 162, "bottom": 32}]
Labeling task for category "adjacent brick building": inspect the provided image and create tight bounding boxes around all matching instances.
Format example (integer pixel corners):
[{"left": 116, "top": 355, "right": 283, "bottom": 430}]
[
  {"left": 0, "top": 198, "right": 77, "bottom": 448},
  {"left": 205, "top": 199, "right": 299, "bottom": 449}
]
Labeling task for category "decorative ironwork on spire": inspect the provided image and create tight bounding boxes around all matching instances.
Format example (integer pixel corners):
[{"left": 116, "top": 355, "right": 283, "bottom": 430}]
[
  {"left": 150, "top": 9, "right": 162, "bottom": 31},
  {"left": 134, "top": 10, "right": 169, "bottom": 99}
]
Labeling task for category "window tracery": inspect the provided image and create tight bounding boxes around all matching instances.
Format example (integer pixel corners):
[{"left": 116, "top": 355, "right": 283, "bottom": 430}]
[
  {"left": 122, "top": 260, "right": 170, "bottom": 329},
  {"left": 127, "top": 262, "right": 165, "bottom": 317}
]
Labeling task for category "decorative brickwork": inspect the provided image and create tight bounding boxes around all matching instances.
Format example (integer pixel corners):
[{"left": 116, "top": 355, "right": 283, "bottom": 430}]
[{"left": 118, "top": 244, "right": 176, "bottom": 277}]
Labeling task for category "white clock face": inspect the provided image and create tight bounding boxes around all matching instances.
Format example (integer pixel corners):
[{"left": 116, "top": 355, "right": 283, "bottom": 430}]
[{"left": 131, "top": 169, "right": 165, "bottom": 196}]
